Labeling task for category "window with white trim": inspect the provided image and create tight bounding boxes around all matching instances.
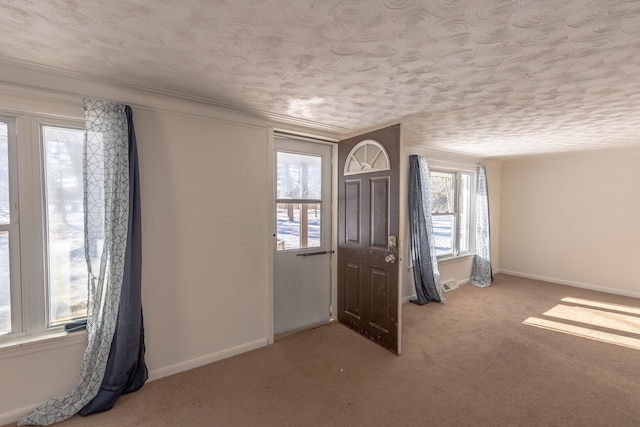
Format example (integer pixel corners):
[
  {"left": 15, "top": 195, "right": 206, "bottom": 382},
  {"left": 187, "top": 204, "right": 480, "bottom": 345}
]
[
  {"left": 0, "top": 118, "right": 17, "bottom": 335},
  {"left": 0, "top": 113, "right": 87, "bottom": 344},
  {"left": 430, "top": 169, "right": 475, "bottom": 258}
]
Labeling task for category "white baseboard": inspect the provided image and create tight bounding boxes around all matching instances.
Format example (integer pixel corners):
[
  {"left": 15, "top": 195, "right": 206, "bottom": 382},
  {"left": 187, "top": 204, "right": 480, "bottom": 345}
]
[
  {"left": 402, "top": 277, "right": 471, "bottom": 304},
  {"left": 0, "top": 338, "right": 269, "bottom": 426},
  {"left": 0, "top": 403, "right": 46, "bottom": 426},
  {"left": 147, "top": 337, "right": 268, "bottom": 382},
  {"left": 499, "top": 270, "right": 640, "bottom": 299},
  {"left": 402, "top": 294, "right": 417, "bottom": 304}
]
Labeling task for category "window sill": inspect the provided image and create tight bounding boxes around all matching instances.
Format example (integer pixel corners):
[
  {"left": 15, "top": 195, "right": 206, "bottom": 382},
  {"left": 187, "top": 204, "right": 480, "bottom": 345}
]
[
  {"left": 437, "top": 253, "right": 475, "bottom": 265},
  {"left": 0, "top": 330, "right": 87, "bottom": 360}
]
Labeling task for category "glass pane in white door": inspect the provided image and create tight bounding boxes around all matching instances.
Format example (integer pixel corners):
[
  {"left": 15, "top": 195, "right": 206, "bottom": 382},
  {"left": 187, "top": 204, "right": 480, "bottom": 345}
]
[
  {"left": 276, "top": 202, "right": 321, "bottom": 250},
  {"left": 276, "top": 151, "right": 323, "bottom": 251},
  {"left": 276, "top": 152, "right": 321, "bottom": 199}
]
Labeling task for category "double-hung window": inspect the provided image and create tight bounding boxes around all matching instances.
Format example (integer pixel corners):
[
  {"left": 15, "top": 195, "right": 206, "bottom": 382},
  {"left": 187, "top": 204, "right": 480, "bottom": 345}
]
[
  {"left": 1, "top": 113, "right": 87, "bottom": 345},
  {"left": 430, "top": 169, "right": 475, "bottom": 258}
]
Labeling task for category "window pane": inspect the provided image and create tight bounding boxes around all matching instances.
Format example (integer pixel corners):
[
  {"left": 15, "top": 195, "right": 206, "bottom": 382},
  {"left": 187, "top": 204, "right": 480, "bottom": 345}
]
[
  {"left": 276, "top": 152, "right": 321, "bottom": 200},
  {"left": 459, "top": 174, "right": 471, "bottom": 252},
  {"left": 276, "top": 203, "right": 321, "bottom": 251},
  {"left": 433, "top": 214, "right": 454, "bottom": 256},
  {"left": 0, "top": 122, "right": 8, "bottom": 225},
  {"left": 430, "top": 171, "right": 455, "bottom": 213},
  {"left": 0, "top": 231, "right": 9, "bottom": 334},
  {"left": 43, "top": 126, "right": 88, "bottom": 325}
]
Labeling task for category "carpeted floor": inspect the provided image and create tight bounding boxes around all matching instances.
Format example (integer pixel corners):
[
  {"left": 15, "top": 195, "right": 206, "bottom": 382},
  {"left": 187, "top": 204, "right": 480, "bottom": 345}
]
[{"left": 7, "top": 274, "right": 640, "bottom": 426}]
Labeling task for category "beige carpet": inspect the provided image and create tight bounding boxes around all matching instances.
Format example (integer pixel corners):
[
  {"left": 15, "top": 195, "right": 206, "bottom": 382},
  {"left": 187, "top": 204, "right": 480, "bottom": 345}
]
[{"left": 8, "top": 274, "right": 640, "bottom": 426}]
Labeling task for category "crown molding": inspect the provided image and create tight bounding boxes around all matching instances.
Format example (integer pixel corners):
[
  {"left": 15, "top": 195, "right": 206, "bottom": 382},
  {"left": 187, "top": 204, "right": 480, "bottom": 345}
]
[{"left": 0, "top": 56, "right": 347, "bottom": 139}]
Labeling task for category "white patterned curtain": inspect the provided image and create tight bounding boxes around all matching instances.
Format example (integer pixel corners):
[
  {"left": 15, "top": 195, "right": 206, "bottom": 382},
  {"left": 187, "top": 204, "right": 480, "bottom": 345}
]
[
  {"left": 469, "top": 165, "right": 492, "bottom": 287},
  {"left": 19, "top": 100, "right": 130, "bottom": 425}
]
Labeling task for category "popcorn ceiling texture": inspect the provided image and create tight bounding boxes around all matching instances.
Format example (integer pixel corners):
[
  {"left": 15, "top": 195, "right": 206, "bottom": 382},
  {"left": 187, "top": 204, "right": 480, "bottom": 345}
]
[{"left": 1, "top": 0, "right": 640, "bottom": 158}]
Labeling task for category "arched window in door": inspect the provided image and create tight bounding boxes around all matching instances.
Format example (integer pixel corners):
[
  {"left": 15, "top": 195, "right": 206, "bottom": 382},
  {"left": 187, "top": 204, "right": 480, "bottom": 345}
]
[{"left": 344, "top": 139, "right": 390, "bottom": 175}]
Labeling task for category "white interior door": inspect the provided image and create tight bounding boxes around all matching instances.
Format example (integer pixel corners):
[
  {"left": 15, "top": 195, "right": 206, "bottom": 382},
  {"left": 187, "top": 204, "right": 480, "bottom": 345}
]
[{"left": 273, "top": 134, "right": 333, "bottom": 335}]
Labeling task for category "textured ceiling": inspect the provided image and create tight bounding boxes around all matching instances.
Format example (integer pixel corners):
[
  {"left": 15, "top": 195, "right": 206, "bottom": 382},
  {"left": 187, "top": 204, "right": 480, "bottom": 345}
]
[{"left": 1, "top": 0, "right": 640, "bottom": 158}]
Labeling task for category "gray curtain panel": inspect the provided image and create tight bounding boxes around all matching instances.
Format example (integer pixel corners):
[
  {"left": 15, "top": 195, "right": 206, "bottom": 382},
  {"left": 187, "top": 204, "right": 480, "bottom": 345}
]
[
  {"left": 79, "top": 105, "right": 147, "bottom": 416},
  {"left": 408, "top": 155, "right": 445, "bottom": 305}
]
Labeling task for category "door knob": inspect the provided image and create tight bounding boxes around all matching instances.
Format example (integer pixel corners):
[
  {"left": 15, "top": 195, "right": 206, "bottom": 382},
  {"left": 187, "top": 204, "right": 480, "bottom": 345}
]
[{"left": 384, "top": 253, "right": 397, "bottom": 264}]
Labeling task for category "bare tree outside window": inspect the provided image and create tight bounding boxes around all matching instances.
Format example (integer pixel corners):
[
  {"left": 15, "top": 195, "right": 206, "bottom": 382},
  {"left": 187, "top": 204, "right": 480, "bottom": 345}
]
[
  {"left": 43, "top": 126, "right": 88, "bottom": 325},
  {"left": 276, "top": 152, "right": 322, "bottom": 250}
]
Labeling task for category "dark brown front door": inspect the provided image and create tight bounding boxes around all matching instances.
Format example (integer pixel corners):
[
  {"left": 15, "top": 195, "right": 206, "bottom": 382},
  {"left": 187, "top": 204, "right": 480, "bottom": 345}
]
[{"left": 337, "top": 124, "right": 400, "bottom": 354}]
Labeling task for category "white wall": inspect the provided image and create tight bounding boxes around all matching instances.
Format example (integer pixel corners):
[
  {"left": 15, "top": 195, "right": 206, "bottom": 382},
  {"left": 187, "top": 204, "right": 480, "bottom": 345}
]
[
  {"left": 0, "top": 65, "right": 341, "bottom": 423},
  {"left": 0, "top": 337, "right": 86, "bottom": 423},
  {"left": 500, "top": 148, "right": 640, "bottom": 298},
  {"left": 485, "top": 160, "right": 502, "bottom": 275},
  {"left": 134, "top": 108, "right": 271, "bottom": 375}
]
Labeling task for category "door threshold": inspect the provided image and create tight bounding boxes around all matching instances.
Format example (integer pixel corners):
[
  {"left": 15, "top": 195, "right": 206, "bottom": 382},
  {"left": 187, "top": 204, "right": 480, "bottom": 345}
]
[{"left": 274, "top": 319, "right": 337, "bottom": 343}]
